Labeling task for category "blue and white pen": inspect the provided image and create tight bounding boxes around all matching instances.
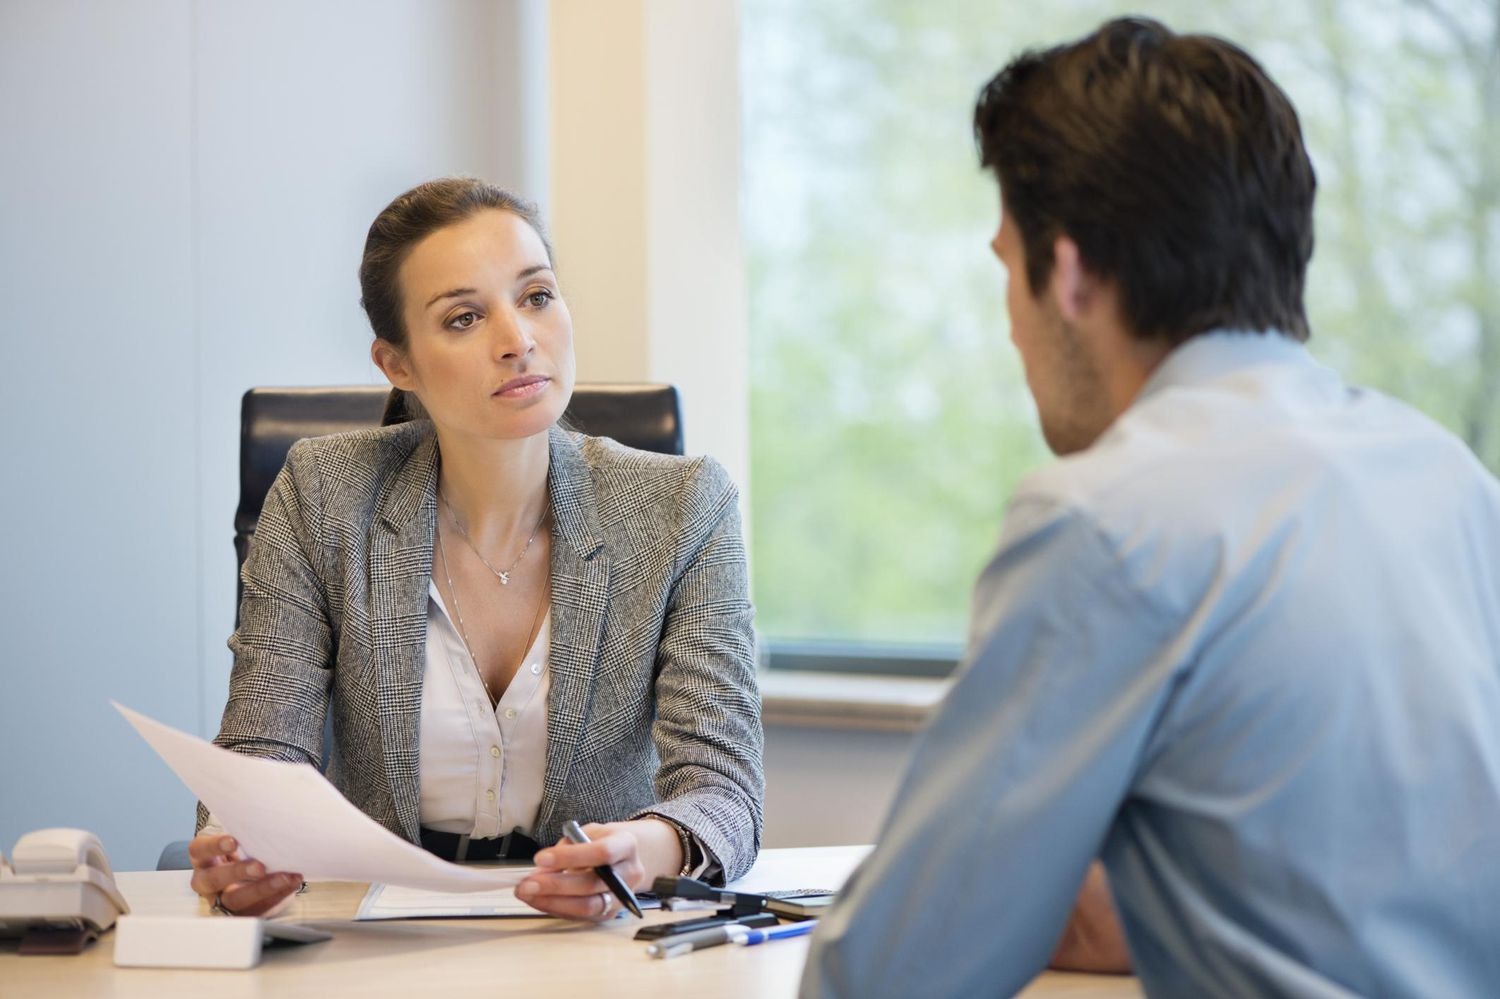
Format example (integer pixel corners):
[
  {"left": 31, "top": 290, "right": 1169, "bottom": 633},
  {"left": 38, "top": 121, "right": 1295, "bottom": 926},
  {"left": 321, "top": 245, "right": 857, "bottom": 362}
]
[
  {"left": 732, "top": 920, "right": 819, "bottom": 946},
  {"left": 645, "top": 920, "right": 819, "bottom": 959}
]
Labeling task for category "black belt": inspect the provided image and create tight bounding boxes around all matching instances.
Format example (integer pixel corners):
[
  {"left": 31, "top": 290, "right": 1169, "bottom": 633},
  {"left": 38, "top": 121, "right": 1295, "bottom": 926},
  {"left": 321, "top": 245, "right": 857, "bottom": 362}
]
[{"left": 419, "top": 827, "right": 541, "bottom": 863}]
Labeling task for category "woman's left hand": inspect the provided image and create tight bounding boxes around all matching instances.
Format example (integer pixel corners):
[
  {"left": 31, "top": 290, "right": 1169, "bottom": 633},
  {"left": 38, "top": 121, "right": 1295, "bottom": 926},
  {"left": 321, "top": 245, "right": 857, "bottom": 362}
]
[{"left": 515, "top": 818, "right": 681, "bottom": 921}]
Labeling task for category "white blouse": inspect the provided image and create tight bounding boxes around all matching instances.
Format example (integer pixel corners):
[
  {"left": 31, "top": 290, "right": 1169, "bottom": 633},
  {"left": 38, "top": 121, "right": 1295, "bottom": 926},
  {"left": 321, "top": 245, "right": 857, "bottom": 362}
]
[
  {"left": 419, "top": 581, "right": 550, "bottom": 839},
  {"left": 201, "top": 584, "right": 551, "bottom": 846}
]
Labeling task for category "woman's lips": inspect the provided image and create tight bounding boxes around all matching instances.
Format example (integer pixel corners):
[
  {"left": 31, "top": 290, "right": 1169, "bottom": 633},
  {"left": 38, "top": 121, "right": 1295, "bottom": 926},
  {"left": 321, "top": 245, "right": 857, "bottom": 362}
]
[{"left": 494, "top": 375, "right": 549, "bottom": 399}]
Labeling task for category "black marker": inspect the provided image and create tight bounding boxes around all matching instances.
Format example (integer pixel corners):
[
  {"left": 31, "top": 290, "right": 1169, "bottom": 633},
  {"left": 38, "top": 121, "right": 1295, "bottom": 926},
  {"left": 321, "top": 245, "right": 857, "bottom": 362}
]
[{"left": 562, "top": 819, "right": 644, "bottom": 918}]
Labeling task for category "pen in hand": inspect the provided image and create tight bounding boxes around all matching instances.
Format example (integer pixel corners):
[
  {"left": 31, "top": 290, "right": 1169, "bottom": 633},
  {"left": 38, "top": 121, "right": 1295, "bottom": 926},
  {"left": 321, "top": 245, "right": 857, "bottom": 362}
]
[{"left": 562, "top": 820, "right": 644, "bottom": 919}]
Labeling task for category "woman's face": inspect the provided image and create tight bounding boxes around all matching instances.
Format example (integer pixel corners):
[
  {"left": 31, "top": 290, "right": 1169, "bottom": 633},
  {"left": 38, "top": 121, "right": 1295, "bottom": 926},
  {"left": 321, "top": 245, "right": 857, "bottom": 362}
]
[{"left": 374, "top": 208, "right": 575, "bottom": 442}]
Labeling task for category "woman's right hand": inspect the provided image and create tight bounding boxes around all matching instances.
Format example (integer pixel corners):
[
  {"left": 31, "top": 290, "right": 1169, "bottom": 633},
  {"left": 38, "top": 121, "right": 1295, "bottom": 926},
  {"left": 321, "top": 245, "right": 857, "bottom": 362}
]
[{"left": 188, "top": 833, "right": 303, "bottom": 917}]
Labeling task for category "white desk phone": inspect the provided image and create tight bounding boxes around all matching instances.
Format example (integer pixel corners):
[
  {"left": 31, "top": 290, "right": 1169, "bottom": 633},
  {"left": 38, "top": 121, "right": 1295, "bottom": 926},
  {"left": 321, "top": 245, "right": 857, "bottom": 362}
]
[
  {"left": 0, "top": 827, "right": 334, "bottom": 967},
  {"left": 0, "top": 828, "right": 129, "bottom": 954}
]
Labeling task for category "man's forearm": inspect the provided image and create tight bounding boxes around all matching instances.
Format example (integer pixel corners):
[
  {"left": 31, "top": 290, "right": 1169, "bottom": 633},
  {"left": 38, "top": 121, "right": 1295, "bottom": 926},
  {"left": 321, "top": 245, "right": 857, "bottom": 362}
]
[{"left": 1049, "top": 862, "right": 1133, "bottom": 973}]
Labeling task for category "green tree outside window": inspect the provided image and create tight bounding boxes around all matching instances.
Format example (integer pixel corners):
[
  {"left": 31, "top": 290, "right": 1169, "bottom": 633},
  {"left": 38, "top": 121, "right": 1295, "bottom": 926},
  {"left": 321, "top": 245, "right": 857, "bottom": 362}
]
[{"left": 744, "top": 0, "right": 1500, "bottom": 650}]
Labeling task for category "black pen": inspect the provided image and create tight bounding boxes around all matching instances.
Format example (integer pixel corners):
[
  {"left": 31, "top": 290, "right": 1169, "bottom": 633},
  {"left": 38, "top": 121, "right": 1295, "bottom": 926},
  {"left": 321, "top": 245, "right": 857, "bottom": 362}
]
[{"left": 562, "top": 819, "right": 644, "bottom": 918}]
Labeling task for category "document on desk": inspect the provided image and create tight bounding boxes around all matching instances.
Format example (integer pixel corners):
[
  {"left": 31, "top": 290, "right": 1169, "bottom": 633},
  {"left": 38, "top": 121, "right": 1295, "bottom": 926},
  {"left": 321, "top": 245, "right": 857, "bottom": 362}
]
[
  {"left": 357, "top": 883, "right": 543, "bottom": 920},
  {"left": 356, "top": 883, "right": 661, "bottom": 920},
  {"left": 114, "top": 702, "right": 531, "bottom": 894}
]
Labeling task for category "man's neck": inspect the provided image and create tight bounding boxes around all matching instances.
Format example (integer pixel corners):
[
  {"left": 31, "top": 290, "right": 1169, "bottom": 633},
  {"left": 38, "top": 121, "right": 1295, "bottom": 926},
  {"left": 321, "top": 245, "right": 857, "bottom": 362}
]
[{"left": 1094, "top": 326, "right": 1174, "bottom": 425}]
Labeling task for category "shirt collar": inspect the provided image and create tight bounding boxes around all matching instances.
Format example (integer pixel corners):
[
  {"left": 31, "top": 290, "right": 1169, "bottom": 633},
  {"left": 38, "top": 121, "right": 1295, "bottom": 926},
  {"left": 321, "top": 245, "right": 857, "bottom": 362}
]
[{"left": 1136, "top": 329, "right": 1312, "bottom": 403}]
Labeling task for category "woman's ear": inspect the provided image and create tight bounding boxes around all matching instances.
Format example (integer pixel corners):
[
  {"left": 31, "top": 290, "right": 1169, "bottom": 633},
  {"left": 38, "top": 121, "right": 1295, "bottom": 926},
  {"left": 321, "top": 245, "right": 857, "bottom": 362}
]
[{"left": 370, "top": 339, "right": 416, "bottom": 391}]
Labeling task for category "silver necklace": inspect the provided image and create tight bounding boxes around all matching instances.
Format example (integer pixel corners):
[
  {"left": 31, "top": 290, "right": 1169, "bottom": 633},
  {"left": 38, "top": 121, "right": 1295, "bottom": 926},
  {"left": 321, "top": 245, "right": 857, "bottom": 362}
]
[
  {"left": 435, "top": 524, "right": 549, "bottom": 709},
  {"left": 438, "top": 489, "right": 546, "bottom": 585}
]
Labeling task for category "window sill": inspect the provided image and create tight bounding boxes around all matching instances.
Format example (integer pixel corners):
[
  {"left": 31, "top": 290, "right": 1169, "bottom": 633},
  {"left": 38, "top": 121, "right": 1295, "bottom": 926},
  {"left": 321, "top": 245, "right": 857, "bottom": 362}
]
[{"left": 758, "top": 669, "right": 951, "bottom": 733}]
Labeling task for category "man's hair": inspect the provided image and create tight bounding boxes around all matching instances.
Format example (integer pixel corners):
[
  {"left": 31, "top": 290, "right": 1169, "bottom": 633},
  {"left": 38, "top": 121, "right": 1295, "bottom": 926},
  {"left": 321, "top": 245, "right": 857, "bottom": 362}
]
[{"left": 974, "top": 17, "right": 1316, "bottom": 344}]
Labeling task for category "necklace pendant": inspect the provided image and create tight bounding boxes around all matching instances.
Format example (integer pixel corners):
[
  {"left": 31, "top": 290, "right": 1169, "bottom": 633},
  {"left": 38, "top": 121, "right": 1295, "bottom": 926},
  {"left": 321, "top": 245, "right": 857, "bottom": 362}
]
[{"left": 499, "top": 572, "right": 510, "bottom": 586}]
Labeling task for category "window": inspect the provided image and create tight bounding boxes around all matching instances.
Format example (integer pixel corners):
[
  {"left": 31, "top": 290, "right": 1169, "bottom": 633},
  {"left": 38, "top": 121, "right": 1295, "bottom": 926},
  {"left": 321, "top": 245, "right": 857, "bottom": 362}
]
[{"left": 742, "top": 0, "right": 1500, "bottom": 670}]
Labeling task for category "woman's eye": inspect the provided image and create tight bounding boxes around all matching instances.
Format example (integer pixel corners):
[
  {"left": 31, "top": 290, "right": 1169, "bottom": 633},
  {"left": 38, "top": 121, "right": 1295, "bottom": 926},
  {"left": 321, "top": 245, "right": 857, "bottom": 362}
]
[
  {"left": 448, "top": 311, "right": 479, "bottom": 330},
  {"left": 525, "top": 289, "right": 554, "bottom": 308}
]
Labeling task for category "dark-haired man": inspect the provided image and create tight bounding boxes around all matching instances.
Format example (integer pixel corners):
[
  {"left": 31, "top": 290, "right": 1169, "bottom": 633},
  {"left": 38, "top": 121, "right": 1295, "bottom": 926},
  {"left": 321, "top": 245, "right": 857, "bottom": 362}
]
[{"left": 801, "top": 17, "right": 1500, "bottom": 998}]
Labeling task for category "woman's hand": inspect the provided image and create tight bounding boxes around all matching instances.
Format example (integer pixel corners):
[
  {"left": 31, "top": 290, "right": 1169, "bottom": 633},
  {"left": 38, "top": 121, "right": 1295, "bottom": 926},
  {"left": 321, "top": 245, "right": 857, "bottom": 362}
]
[
  {"left": 515, "top": 819, "right": 682, "bottom": 921},
  {"left": 187, "top": 833, "right": 303, "bottom": 917}
]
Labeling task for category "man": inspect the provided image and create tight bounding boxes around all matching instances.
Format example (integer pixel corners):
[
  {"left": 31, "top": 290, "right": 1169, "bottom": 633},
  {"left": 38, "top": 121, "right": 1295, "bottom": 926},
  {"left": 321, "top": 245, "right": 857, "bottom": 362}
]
[{"left": 801, "top": 17, "right": 1500, "bottom": 998}]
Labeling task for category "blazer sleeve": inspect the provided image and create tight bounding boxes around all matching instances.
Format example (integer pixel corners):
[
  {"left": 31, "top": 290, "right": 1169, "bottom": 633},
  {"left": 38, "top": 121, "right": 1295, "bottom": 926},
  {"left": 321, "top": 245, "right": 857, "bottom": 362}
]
[
  {"left": 630, "top": 455, "right": 765, "bottom": 882},
  {"left": 197, "top": 438, "right": 335, "bottom": 832}
]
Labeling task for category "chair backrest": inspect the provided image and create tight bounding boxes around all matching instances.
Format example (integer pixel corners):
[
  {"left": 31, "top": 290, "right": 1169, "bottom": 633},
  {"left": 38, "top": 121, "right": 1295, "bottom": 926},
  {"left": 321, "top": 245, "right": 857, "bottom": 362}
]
[{"left": 235, "top": 383, "right": 683, "bottom": 601}]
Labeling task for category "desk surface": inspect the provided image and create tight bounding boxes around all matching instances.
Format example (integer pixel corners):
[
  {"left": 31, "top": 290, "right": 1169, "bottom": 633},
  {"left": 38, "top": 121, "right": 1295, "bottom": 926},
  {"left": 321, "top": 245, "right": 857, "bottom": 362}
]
[{"left": 0, "top": 846, "right": 1141, "bottom": 998}]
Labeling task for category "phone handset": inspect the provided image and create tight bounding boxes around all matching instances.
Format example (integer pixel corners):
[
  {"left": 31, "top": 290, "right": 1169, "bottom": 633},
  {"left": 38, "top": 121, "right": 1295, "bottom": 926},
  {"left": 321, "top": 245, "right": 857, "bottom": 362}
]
[{"left": 0, "top": 828, "right": 131, "bottom": 953}]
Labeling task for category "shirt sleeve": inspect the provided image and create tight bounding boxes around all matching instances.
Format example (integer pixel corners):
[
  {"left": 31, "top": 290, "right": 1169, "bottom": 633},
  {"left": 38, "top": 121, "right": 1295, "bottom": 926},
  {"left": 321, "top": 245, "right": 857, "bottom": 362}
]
[{"left": 800, "top": 494, "right": 1180, "bottom": 998}]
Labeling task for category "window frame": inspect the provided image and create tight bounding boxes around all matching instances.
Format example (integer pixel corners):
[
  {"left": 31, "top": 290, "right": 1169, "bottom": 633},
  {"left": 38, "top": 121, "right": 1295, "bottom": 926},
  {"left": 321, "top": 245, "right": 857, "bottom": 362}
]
[{"left": 762, "top": 638, "right": 961, "bottom": 678}]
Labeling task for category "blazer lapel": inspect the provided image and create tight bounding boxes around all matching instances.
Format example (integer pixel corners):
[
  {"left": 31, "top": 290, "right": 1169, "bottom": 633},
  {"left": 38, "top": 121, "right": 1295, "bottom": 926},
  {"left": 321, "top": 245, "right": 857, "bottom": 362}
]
[
  {"left": 367, "top": 430, "right": 439, "bottom": 842},
  {"left": 536, "top": 427, "right": 610, "bottom": 836}
]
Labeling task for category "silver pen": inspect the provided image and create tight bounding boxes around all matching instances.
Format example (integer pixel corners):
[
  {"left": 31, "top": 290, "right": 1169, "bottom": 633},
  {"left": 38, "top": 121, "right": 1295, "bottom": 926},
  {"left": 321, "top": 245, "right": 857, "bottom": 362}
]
[{"left": 645, "top": 922, "right": 751, "bottom": 959}]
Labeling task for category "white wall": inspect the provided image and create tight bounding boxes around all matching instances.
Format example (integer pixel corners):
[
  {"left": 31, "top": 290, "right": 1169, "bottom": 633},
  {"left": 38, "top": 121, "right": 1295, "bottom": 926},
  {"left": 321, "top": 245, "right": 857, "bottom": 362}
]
[
  {"left": 1, "top": 0, "right": 200, "bottom": 875},
  {"left": 0, "top": 0, "right": 545, "bottom": 871},
  {"left": 549, "top": 0, "right": 749, "bottom": 494},
  {"left": 762, "top": 725, "right": 913, "bottom": 849}
]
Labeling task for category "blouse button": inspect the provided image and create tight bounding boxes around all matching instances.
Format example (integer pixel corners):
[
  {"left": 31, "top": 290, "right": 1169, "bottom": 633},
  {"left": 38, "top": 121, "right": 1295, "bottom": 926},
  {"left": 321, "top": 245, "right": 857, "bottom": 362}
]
[
  {"left": 486, "top": 789, "right": 495, "bottom": 801},
  {"left": 530, "top": 663, "right": 542, "bottom": 675},
  {"left": 490, "top": 745, "right": 501, "bottom": 758},
  {"left": 504, "top": 708, "right": 517, "bottom": 720}
]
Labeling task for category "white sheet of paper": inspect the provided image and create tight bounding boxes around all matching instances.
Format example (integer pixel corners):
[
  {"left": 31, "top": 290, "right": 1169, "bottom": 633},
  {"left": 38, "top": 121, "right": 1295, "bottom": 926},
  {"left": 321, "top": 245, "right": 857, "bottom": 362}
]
[
  {"left": 114, "top": 701, "right": 531, "bottom": 893},
  {"left": 356, "top": 881, "right": 542, "bottom": 920},
  {"left": 355, "top": 881, "right": 663, "bottom": 921},
  {"left": 724, "top": 844, "right": 871, "bottom": 895}
]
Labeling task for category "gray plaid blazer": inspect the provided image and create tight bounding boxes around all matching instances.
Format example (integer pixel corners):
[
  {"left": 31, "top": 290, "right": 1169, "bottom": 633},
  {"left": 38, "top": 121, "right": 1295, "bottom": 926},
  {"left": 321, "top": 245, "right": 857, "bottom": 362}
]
[{"left": 207, "top": 421, "right": 764, "bottom": 881}]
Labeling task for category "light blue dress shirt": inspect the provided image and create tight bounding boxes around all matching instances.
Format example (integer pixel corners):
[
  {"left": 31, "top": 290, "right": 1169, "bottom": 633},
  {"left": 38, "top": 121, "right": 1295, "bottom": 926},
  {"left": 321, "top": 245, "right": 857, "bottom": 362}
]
[{"left": 801, "top": 331, "right": 1500, "bottom": 998}]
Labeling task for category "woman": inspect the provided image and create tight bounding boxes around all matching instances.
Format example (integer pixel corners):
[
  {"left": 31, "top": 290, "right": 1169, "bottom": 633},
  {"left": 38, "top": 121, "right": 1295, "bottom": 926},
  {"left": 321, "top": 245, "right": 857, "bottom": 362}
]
[{"left": 187, "top": 178, "right": 763, "bottom": 920}]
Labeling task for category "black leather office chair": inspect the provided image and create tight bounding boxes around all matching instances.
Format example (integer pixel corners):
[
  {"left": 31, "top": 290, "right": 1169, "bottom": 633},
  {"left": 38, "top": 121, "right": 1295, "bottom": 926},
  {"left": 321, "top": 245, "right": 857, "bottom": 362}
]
[
  {"left": 234, "top": 383, "right": 683, "bottom": 613},
  {"left": 155, "top": 383, "right": 683, "bottom": 871}
]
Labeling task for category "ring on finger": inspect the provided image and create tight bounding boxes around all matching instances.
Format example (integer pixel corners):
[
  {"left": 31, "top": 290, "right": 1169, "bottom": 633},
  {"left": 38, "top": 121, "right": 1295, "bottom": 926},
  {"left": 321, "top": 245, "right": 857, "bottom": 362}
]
[
  {"left": 598, "top": 891, "right": 612, "bottom": 917},
  {"left": 211, "top": 891, "right": 234, "bottom": 916}
]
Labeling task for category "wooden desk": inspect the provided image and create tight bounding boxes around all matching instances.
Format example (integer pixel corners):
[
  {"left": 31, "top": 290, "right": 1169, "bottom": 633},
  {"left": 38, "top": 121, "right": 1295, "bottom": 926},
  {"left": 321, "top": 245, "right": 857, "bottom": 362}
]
[{"left": 0, "top": 846, "right": 1140, "bottom": 998}]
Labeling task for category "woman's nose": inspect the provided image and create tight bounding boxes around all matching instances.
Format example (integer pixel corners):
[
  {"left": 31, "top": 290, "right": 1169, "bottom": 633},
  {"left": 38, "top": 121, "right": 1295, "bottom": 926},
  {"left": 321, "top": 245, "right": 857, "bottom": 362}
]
[{"left": 490, "top": 309, "right": 536, "bottom": 360}]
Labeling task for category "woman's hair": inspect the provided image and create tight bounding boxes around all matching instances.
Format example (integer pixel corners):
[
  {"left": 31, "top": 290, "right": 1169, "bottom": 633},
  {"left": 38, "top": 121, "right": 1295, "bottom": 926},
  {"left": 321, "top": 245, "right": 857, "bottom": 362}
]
[{"left": 359, "top": 178, "right": 554, "bottom": 422}]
